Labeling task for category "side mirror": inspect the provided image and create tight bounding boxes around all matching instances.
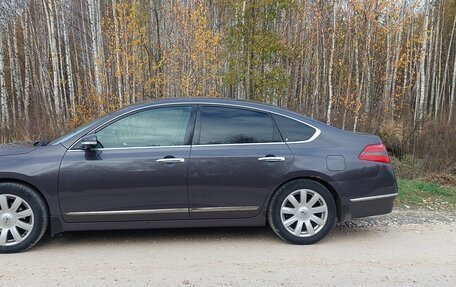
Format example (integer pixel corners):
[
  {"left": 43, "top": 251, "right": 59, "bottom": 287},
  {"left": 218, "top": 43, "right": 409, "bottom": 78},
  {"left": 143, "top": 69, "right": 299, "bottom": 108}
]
[{"left": 80, "top": 134, "right": 98, "bottom": 150}]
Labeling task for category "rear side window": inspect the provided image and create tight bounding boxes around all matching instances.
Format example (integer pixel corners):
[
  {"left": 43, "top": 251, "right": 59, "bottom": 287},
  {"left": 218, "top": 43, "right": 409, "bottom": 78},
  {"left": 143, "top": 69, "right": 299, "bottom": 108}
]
[
  {"left": 197, "top": 106, "right": 281, "bottom": 145},
  {"left": 272, "top": 114, "right": 316, "bottom": 142}
]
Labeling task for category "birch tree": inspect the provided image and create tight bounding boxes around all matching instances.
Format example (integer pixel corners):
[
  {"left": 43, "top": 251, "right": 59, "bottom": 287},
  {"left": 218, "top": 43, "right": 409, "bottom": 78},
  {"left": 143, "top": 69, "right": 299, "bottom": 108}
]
[
  {"left": 60, "top": 5, "right": 75, "bottom": 116},
  {"left": 0, "top": 36, "right": 9, "bottom": 126},
  {"left": 326, "top": 0, "right": 336, "bottom": 124},
  {"left": 43, "top": 0, "right": 62, "bottom": 119},
  {"left": 449, "top": 34, "right": 456, "bottom": 123},
  {"left": 416, "top": 0, "right": 430, "bottom": 124},
  {"left": 21, "top": 11, "right": 31, "bottom": 124},
  {"left": 88, "top": 0, "right": 104, "bottom": 96}
]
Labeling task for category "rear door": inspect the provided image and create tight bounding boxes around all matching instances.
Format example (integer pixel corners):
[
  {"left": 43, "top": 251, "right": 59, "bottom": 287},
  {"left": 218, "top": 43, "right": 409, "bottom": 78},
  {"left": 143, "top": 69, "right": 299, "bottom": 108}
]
[{"left": 188, "top": 105, "right": 293, "bottom": 219}]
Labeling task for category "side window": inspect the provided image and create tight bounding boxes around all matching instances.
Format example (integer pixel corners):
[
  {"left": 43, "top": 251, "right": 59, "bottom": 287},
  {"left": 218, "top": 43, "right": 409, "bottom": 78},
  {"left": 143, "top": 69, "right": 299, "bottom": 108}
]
[
  {"left": 272, "top": 114, "right": 317, "bottom": 142},
  {"left": 96, "top": 106, "right": 192, "bottom": 148},
  {"left": 197, "top": 106, "right": 281, "bottom": 145}
]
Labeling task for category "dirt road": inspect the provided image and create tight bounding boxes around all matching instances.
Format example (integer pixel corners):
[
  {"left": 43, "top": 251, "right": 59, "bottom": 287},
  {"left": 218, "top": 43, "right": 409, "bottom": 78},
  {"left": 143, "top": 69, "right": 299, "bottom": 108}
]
[{"left": 1, "top": 208, "right": 455, "bottom": 287}]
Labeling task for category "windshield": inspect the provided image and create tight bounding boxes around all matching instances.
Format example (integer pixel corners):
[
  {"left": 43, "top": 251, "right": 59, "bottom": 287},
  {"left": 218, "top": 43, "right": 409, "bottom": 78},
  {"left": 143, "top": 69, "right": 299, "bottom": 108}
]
[{"left": 48, "top": 115, "right": 110, "bottom": 145}]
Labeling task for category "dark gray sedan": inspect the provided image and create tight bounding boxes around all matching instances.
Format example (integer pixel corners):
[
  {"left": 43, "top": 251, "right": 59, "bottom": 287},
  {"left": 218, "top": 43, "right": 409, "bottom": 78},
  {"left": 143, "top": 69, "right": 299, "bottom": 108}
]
[{"left": 0, "top": 98, "right": 397, "bottom": 253}]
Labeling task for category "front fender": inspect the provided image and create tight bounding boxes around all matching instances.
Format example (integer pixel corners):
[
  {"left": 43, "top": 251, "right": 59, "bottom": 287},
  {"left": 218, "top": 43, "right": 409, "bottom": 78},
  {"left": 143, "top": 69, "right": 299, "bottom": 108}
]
[{"left": 0, "top": 144, "right": 67, "bottom": 218}]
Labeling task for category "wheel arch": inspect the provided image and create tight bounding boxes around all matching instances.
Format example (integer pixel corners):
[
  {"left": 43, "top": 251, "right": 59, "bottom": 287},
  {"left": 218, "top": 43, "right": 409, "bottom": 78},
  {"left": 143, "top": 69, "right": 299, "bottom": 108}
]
[
  {"left": 265, "top": 176, "right": 343, "bottom": 222},
  {"left": 0, "top": 178, "right": 51, "bottom": 217}
]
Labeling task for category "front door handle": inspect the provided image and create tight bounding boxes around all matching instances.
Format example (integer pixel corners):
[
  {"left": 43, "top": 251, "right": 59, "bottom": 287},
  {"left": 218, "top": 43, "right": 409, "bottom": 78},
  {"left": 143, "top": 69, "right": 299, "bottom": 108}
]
[
  {"left": 156, "top": 158, "right": 185, "bottom": 163},
  {"left": 258, "top": 156, "right": 285, "bottom": 162}
]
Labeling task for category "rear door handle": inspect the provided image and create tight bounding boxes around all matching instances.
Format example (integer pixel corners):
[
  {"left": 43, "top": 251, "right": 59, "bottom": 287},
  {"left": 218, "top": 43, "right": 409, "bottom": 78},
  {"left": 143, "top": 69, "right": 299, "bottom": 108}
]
[
  {"left": 258, "top": 156, "right": 285, "bottom": 162},
  {"left": 156, "top": 158, "right": 185, "bottom": 163}
]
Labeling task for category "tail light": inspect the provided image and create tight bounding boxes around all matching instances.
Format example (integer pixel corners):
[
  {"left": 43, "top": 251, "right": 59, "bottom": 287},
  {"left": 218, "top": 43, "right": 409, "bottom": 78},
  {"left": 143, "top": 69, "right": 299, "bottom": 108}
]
[{"left": 359, "top": 144, "right": 390, "bottom": 164}]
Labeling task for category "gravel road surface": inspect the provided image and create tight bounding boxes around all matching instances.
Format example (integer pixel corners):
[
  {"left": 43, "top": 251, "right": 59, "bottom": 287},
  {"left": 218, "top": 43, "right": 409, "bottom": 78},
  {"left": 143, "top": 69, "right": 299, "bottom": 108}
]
[{"left": 1, "top": 207, "right": 455, "bottom": 287}]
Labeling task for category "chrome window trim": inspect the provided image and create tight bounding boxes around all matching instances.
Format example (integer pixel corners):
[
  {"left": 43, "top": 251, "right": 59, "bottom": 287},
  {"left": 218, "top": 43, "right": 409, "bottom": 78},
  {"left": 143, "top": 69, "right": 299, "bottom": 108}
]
[
  {"left": 191, "top": 142, "right": 288, "bottom": 148},
  {"left": 66, "top": 145, "right": 191, "bottom": 152},
  {"left": 65, "top": 208, "right": 189, "bottom": 216},
  {"left": 190, "top": 206, "right": 259, "bottom": 213},
  {"left": 195, "top": 103, "right": 321, "bottom": 145},
  {"left": 67, "top": 101, "right": 322, "bottom": 150},
  {"left": 349, "top": 193, "right": 398, "bottom": 203}
]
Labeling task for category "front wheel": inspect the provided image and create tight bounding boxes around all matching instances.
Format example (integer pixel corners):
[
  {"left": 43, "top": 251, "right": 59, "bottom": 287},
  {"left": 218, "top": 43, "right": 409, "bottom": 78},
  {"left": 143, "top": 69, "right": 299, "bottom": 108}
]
[
  {"left": 0, "top": 183, "right": 48, "bottom": 253},
  {"left": 268, "top": 179, "right": 336, "bottom": 244}
]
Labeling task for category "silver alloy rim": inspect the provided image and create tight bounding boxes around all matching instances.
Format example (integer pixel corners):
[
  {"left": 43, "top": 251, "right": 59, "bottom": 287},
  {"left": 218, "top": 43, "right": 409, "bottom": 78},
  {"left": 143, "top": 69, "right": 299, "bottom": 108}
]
[
  {"left": 0, "top": 194, "right": 34, "bottom": 246},
  {"left": 280, "top": 189, "right": 328, "bottom": 237}
]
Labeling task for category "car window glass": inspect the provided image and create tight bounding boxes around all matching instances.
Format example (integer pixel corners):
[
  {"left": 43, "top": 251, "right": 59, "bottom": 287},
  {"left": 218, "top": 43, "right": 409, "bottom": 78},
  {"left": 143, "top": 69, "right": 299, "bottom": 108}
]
[
  {"left": 272, "top": 114, "right": 316, "bottom": 142},
  {"left": 97, "top": 107, "right": 192, "bottom": 148},
  {"left": 198, "top": 106, "right": 281, "bottom": 145}
]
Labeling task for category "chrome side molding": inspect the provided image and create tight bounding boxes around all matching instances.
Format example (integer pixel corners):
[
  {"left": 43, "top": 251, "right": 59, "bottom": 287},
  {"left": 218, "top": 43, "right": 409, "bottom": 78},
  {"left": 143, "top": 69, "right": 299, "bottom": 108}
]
[
  {"left": 190, "top": 206, "right": 259, "bottom": 213},
  {"left": 65, "top": 208, "right": 188, "bottom": 216},
  {"left": 66, "top": 206, "right": 260, "bottom": 216},
  {"left": 349, "top": 193, "right": 398, "bottom": 203}
]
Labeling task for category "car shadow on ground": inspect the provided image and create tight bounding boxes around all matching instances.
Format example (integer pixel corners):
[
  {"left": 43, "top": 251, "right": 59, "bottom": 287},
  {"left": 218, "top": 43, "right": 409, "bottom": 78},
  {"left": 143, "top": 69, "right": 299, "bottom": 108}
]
[{"left": 32, "top": 221, "right": 386, "bottom": 251}]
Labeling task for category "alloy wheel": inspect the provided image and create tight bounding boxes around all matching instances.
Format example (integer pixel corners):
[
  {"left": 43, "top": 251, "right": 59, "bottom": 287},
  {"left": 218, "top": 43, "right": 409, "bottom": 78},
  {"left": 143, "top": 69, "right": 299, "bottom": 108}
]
[
  {"left": 280, "top": 189, "right": 328, "bottom": 237},
  {"left": 0, "top": 194, "right": 35, "bottom": 247}
]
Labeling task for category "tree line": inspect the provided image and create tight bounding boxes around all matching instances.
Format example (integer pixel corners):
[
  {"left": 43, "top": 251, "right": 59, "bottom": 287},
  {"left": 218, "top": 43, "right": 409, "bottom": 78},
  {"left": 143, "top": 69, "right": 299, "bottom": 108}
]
[{"left": 0, "top": 0, "right": 455, "bottom": 173}]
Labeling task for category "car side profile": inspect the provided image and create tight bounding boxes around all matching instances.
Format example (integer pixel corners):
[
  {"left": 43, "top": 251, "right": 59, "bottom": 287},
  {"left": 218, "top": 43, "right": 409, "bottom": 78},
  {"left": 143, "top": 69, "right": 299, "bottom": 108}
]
[{"left": 0, "top": 98, "right": 397, "bottom": 253}]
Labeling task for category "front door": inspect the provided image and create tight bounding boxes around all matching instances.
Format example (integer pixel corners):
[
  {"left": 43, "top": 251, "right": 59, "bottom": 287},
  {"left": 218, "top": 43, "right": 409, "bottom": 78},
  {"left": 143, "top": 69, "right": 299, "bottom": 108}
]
[
  {"left": 188, "top": 105, "right": 293, "bottom": 219},
  {"left": 59, "top": 105, "right": 195, "bottom": 223}
]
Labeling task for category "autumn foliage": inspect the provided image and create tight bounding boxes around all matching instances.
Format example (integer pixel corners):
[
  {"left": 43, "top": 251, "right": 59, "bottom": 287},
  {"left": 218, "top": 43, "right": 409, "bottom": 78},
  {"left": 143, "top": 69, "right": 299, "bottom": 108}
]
[{"left": 0, "top": 0, "right": 455, "bottom": 175}]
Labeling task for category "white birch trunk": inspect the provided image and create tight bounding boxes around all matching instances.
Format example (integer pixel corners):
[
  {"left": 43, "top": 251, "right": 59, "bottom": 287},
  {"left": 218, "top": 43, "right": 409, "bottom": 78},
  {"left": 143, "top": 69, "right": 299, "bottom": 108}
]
[
  {"left": 390, "top": 1, "right": 406, "bottom": 118},
  {"left": 54, "top": 6, "right": 68, "bottom": 120},
  {"left": 7, "top": 26, "right": 17, "bottom": 123},
  {"left": 326, "top": 0, "right": 336, "bottom": 124},
  {"left": 438, "top": 14, "right": 456, "bottom": 120},
  {"left": 80, "top": 0, "right": 93, "bottom": 97},
  {"left": 425, "top": 6, "right": 435, "bottom": 115},
  {"left": 430, "top": 4, "right": 441, "bottom": 115},
  {"left": 383, "top": 15, "right": 392, "bottom": 114},
  {"left": 353, "top": 31, "right": 362, "bottom": 132},
  {"left": 363, "top": 14, "right": 372, "bottom": 115},
  {"left": 12, "top": 21, "right": 24, "bottom": 120},
  {"left": 60, "top": 6, "right": 75, "bottom": 116},
  {"left": 22, "top": 13, "right": 31, "bottom": 124},
  {"left": 417, "top": 0, "right": 430, "bottom": 123},
  {"left": 434, "top": 5, "right": 444, "bottom": 120},
  {"left": 0, "top": 36, "right": 9, "bottom": 126},
  {"left": 44, "top": 0, "right": 62, "bottom": 119},
  {"left": 449, "top": 44, "right": 456, "bottom": 123},
  {"left": 112, "top": 0, "right": 123, "bottom": 106},
  {"left": 88, "top": 0, "right": 103, "bottom": 96}
]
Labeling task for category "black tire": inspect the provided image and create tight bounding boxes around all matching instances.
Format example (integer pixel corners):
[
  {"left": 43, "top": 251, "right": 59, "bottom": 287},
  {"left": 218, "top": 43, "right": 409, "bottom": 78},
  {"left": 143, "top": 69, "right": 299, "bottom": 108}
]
[
  {"left": 0, "top": 183, "right": 48, "bottom": 253},
  {"left": 268, "top": 179, "right": 336, "bottom": 244}
]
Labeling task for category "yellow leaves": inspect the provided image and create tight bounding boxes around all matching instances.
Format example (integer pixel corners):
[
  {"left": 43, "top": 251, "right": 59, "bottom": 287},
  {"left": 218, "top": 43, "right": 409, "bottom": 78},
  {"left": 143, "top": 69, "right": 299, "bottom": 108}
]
[
  {"left": 101, "top": 1, "right": 156, "bottom": 104},
  {"left": 164, "top": 1, "right": 224, "bottom": 97}
]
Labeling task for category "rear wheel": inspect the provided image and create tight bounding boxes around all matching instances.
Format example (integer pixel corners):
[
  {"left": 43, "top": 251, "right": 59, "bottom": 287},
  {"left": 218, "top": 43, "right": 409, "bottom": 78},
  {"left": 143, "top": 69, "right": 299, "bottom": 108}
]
[
  {"left": 0, "top": 183, "right": 48, "bottom": 253},
  {"left": 268, "top": 179, "right": 336, "bottom": 244}
]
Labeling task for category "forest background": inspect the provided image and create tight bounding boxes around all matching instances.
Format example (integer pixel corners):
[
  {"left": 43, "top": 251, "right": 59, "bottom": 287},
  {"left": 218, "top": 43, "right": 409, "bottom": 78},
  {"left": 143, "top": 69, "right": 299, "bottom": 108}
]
[{"left": 0, "top": 0, "right": 456, "bottom": 184}]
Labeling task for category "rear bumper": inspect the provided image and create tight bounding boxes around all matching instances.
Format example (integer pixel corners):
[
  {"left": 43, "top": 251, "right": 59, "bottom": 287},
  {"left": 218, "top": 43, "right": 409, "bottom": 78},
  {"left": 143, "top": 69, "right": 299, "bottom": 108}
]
[
  {"left": 346, "top": 193, "right": 397, "bottom": 219},
  {"left": 334, "top": 162, "right": 398, "bottom": 222},
  {"left": 339, "top": 193, "right": 397, "bottom": 221}
]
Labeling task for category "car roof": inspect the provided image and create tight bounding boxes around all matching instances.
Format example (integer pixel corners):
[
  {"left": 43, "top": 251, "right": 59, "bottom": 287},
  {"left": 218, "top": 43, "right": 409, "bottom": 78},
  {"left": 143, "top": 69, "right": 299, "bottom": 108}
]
[
  {"left": 129, "top": 97, "right": 279, "bottom": 110},
  {"left": 126, "top": 97, "right": 327, "bottom": 127}
]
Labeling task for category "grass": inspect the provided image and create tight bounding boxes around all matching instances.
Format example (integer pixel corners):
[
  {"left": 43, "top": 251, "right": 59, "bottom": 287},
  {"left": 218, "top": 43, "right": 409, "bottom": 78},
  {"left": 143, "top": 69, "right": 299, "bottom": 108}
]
[{"left": 397, "top": 178, "right": 456, "bottom": 209}]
